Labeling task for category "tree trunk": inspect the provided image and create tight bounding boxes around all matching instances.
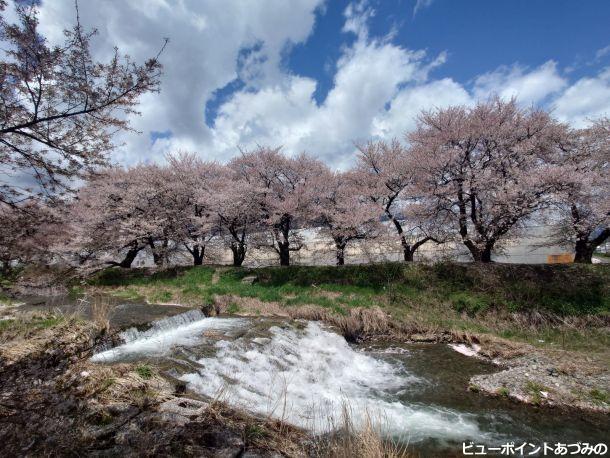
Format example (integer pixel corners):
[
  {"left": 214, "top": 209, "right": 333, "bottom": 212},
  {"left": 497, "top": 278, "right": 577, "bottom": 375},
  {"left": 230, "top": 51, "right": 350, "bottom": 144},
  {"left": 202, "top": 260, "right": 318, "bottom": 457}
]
[
  {"left": 574, "top": 239, "right": 594, "bottom": 264},
  {"left": 464, "top": 240, "right": 494, "bottom": 263},
  {"left": 148, "top": 237, "right": 168, "bottom": 267},
  {"left": 118, "top": 246, "right": 141, "bottom": 268},
  {"left": 274, "top": 216, "right": 293, "bottom": 266},
  {"left": 573, "top": 228, "right": 609, "bottom": 264},
  {"left": 481, "top": 245, "right": 492, "bottom": 263},
  {"left": 403, "top": 247, "right": 414, "bottom": 262},
  {"left": 0, "top": 260, "right": 12, "bottom": 276},
  {"left": 278, "top": 241, "right": 290, "bottom": 266},
  {"left": 336, "top": 242, "right": 346, "bottom": 266},
  {"left": 231, "top": 243, "right": 246, "bottom": 267},
  {"left": 386, "top": 212, "right": 412, "bottom": 263},
  {"left": 228, "top": 226, "right": 247, "bottom": 267},
  {"left": 404, "top": 236, "right": 438, "bottom": 262},
  {"left": 398, "top": 234, "right": 416, "bottom": 262},
  {"left": 192, "top": 245, "right": 205, "bottom": 266}
]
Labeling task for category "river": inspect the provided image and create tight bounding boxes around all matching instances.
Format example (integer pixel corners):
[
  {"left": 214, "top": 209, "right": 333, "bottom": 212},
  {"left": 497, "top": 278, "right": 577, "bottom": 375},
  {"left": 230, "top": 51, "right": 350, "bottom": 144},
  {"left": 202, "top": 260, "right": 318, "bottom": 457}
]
[{"left": 89, "top": 309, "right": 609, "bottom": 457}]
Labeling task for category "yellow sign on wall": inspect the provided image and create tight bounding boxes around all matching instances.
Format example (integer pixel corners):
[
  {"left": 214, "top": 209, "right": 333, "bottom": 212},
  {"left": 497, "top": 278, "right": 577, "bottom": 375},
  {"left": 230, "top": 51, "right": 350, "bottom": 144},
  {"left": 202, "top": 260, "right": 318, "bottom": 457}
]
[{"left": 547, "top": 253, "right": 574, "bottom": 264}]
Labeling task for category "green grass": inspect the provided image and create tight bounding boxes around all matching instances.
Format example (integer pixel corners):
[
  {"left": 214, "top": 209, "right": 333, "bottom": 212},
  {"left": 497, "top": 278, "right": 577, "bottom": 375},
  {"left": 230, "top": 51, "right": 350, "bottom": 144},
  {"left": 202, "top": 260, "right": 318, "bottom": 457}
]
[
  {"left": 148, "top": 289, "right": 173, "bottom": 303},
  {"left": 449, "top": 292, "right": 491, "bottom": 315},
  {"left": 135, "top": 364, "right": 153, "bottom": 379},
  {"left": 108, "top": 287, "right": 144, "bottom": 301},
  {"left": 0, "top": 266, "right": 22, "bottom": 289},
  {"left": 497, "top": 387, "right": 510, "bottom": 398},
  {"left": 87, "top": 263, "right": 609, "bottom": 352},
  {"left": 226, "top": 302, "right": 241, "bottom": 314},
  {"left": 90, "top": 266, "right": 214, "bottom": 288},
  {"left": 0, "top": 291, "right": 18, "bottom": 306},
  {"left": 67, "top": 285, "right": 85, "bottom": 299},
  {"left": 101, "top": 377, "right": 116, "bottom": 391},
  {"left": 589, "top": 389, "right": 609, "bottom": 405},
  {"left": 525, "top": 380, "right": 550, "bottom": 405},
  {"left": 89, "top": 263, "right": 610, "bottom": 315},
  {"left": 245, "top": 423, "right": 267, "bottom": 440},
  {"left": 0, "top": 318, "right": 16, "bottom": 332}
]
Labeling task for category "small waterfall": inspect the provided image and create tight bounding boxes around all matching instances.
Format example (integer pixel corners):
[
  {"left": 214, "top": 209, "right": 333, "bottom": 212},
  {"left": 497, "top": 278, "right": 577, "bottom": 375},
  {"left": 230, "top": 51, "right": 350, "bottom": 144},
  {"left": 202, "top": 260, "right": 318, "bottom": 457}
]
[
  {"left": 119, "top": 309, "right": 206, "bottom": 342},
  {"left": 180, "top": 321, "right": 486, "bottom": 443},
  {"left": 91, "top": 310, "right": 247, "bottom": 363}
]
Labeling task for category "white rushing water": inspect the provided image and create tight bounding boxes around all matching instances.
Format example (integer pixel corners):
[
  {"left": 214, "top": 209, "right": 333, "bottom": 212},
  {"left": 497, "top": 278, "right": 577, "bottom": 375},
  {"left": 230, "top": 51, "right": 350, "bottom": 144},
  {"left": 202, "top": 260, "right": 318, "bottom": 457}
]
[
  {"left": 181, "top": 321, "right": 486, "bottom": 443},
  {"left": 91, "top": 310, "right": 247, "bottom": 362}
]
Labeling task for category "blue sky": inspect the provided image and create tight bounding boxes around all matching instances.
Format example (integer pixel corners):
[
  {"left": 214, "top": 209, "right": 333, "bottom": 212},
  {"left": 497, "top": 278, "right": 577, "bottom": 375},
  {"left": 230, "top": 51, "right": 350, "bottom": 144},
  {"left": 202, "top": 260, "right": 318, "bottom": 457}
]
[
  {"left": 211, "top": 0, "right": 610, "bottom": 117},
  {"left": 32, "top": 0, "right": 610, "bottom": 168}
]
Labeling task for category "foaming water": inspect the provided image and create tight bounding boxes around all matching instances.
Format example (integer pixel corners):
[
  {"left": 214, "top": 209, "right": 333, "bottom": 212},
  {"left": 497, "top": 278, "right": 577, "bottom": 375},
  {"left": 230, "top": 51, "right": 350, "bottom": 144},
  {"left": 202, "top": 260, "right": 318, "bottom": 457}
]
[
  {"left": 89, "top": 315, "right": 608, "bottom": 448},
  {"left": 181, "top": 321, "right": 485, "bottom": 443},
  {"left": 91, "top": 310, "right": 247, "bottom": 362}
]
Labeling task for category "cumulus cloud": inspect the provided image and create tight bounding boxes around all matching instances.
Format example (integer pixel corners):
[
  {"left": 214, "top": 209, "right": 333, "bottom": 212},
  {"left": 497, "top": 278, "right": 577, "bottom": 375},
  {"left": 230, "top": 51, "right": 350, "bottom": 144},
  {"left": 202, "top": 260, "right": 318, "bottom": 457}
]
[
  {"left": 552, "top": 68, "right": 610, "bottom": 127},
  {"left": 26, "top": 0, "right": 610, "bottom": 170},
  {"left": 372, "top": 78, "right": 472, "bottom": 139},
  {"left": 35, "top": 0, "right": 324, "bottom": 164},
  {"left": 209, "top": 2, "right": 453, "bottom": 167},
  {"left": 473, "top": 61, "right": 567, "bottom": 106}
]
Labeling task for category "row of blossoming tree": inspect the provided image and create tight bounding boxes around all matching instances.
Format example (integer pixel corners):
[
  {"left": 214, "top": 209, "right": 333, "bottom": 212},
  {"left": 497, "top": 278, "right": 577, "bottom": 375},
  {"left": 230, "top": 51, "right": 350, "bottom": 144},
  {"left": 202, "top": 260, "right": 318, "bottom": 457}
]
[
  {"left": 17, "top": 98, "right": 602, "bottom": 271},
  {"left": 0, "top": 5, "right": 608, "bottom": 273}
]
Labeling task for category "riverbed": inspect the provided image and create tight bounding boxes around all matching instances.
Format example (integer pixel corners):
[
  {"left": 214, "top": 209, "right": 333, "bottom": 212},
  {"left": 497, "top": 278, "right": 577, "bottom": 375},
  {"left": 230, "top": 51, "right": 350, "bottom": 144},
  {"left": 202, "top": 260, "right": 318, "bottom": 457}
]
[{"left": 88, "top": 309, "right": 609, "bottom": 456}]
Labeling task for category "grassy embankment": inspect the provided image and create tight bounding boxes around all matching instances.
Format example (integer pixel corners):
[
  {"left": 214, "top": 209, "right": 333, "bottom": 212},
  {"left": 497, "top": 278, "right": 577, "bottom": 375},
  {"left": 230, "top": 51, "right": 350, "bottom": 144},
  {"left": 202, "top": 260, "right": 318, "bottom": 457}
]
[{"left": 85, "top": 262, "right": 610, "bottom": 354}]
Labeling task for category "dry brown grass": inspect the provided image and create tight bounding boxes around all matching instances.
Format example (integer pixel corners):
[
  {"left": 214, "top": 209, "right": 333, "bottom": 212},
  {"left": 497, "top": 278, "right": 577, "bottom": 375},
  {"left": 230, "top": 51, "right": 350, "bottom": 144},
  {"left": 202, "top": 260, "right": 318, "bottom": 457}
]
[
  {"left": 289, "top": 305, "right": 430, "bottom": 344},
  {"left": 212, "top": 295, "right": 433, "bottom": 344},
  {"left": 475, "top": 308, "right": 610, "bottom": 331},
  {"left": 67, "top": 361, "right": 175, "bottom": 407},
  {"left": 456, "top": 332, "right": 529, "bottom": 359},
  {"left": 0, "top": 313, "right": 97, "bottom": 361},
  {"left": 196, "top": 396, "right": 308, "bottom": 457},
  {"left": 313, "top": 405, "right": 410, "bottom": 458},
  {"left": 213, "top": 294, "right": 290, "bottom": 316},
  {"left": 90, "top": 297, "right": 113, "bottom": 332}
]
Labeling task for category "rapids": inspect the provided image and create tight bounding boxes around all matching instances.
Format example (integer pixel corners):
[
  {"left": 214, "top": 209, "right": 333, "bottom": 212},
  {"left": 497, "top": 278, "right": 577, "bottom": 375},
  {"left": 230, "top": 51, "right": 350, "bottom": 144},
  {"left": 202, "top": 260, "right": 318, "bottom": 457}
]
[
  {"left": 90, "top": 311, "right": 609, "bottom": 453},
  {"left": 181, "top": 321, "right": 484, "bottom": 442}
]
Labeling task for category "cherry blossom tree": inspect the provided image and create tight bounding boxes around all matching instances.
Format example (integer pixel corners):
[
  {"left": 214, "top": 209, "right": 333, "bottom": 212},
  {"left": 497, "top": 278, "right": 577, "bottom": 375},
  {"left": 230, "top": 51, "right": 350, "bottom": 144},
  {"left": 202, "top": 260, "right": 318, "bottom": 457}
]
[
  {"left": 316, "top": 170, "right": 380, "bottom": 265},
  {"left": 68, "top": 164, "right": 184, "bottom": 268},
  {"left": 166, "top": 152, "right": 222, "bottom": 266},
  {"left": 214, "top": 159, "right": 266, "bottom": 266},
  {"left": 66, "top": 166, "right": 149, "bottom": 269},
  {"left": 0, "top": 2, "right": 164, "bottom": 207},
  {"left": 231, "top": 147, "right": 325, "bottom": 266},
  {"left": 0, "top": 201, "right": 60, "bottom": 274},
  {"left": 354, "top": 139, "right": 444, "bottom": 261},
  {"left": 408, "top": 97, "right": 567, "bottom": 262},
  {"left": 546, "top": 118, "right": 610, "bottom": 263}
]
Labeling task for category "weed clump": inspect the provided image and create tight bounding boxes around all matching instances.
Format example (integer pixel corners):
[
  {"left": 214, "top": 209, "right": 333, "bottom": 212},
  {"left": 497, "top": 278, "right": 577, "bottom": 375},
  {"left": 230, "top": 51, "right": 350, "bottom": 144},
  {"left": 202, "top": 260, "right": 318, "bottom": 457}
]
[
  {"left": 589, "top": 389, "right": 609, "bottom": 405},
  {"left": 136, "top": 364, "right": 153, "bottom": 379}
]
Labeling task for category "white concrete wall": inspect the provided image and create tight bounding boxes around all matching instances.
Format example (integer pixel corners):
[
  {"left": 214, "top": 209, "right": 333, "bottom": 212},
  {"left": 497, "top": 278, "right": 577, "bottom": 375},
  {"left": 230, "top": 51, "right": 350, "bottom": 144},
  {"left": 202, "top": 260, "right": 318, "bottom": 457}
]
[{"left": 129, "top": 224, "right": 572, "bottom": 267}]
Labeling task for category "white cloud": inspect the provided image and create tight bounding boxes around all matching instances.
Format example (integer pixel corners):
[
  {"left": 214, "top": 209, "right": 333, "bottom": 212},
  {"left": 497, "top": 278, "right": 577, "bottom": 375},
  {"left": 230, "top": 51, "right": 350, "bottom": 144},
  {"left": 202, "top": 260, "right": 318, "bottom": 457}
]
[
  {"left": 473, "top": 61, "right": 567, "bottom": 106},
  {"left": 209, "top": 3, "right": 449, "bottom": 168},
  {"left": 413, "top": 0, "right": 434, "bottom": 17},
  {"left": 35, "top": 0, "right": 324, "bottom": 164},
  {"left": 552, "top": 68, "right": 610, "bottom": 127},
  {"left": 596, "top": 45, "right": 610, "bottom": 60},
  {"left": 343, "top": 0, "right": 374, "bottom": 39},
  {"left": 25, "top": 0, "right": 610, "bottom": 171},
  {"left": 372, "top": 78, "right": 472, "bottom": 139}
]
